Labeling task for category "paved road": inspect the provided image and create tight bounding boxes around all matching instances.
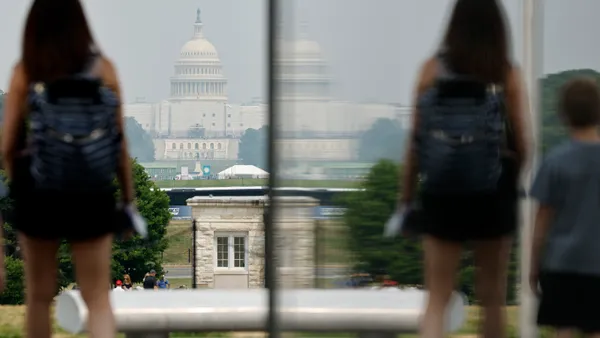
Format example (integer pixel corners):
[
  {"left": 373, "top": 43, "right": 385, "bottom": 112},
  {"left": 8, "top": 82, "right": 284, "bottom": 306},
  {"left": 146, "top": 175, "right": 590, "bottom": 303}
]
[{"left": 164, "top": 266, "right": 349, "bottom": 279}]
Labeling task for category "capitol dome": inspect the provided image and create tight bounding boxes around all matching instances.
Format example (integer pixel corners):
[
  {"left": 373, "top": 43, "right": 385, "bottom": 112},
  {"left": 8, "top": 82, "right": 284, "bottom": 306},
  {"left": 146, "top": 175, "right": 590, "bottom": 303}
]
[
  {"left": 276, "top": 22, "right": 324, "bottom": 61},
  {"left": 281, "top": 39, "right": 323, "bottom": 60},
  {"left": 179, "top": 39, "right": 219, "bottom": 60},
  {"left": 170, "top": 8, "right": 227, "bottom": 101},
  {"left": 275, "top": 22, "right": 331, "bottom": 101}
]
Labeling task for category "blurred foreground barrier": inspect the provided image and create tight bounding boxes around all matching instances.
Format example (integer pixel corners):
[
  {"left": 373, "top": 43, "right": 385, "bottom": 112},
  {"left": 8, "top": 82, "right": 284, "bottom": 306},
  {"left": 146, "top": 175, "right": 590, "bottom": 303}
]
[{"left": 55, "top": 289, "right": 466, "bottom": 338}]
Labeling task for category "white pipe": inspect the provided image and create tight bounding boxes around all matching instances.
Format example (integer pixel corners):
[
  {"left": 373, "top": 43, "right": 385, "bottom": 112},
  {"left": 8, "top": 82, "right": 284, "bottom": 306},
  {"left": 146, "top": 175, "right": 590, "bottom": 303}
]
[
  {"left": 519, "top": 0, "right": 543, "bottom": 337},
  {"left": 55, "top": 289, "right": 466, "bottom": 334}
]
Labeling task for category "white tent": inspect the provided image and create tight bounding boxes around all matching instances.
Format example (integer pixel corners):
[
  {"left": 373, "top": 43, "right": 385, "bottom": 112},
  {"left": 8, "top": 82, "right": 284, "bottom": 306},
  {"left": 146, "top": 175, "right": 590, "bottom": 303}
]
[{"left": 217, "top": 165, "right": 269, "bottom": 179}]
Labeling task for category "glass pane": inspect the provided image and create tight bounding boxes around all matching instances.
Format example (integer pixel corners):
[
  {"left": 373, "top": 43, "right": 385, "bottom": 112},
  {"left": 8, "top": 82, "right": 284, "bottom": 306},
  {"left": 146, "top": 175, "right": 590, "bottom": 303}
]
[
  {"left": 216, "top": 236, "right": 229, "bottom": 268},
  {"left": 273, "top": 1, "right": 528, "bottom": 336},
  {"left": 233, "top": 237, "right": 245, "bottom": 268}
]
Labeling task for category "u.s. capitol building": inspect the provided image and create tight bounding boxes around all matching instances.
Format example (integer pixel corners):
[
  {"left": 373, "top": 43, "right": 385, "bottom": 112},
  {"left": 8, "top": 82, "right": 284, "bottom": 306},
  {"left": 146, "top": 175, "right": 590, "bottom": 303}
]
[{"left": 125, "top": 9, "right": 410, "bottom": 163}]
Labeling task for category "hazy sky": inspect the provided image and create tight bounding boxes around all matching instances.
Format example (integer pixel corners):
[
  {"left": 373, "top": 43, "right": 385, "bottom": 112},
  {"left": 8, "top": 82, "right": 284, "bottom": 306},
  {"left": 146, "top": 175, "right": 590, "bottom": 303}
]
[{"left": 0, "top": 0, "right": 598, "bottom": 105}]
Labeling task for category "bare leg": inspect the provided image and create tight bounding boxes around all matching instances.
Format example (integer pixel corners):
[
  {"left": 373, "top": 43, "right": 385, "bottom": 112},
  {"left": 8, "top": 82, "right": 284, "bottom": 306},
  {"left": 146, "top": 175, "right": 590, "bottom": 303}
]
[
  {"left": 18, "top": 234, "right": 60, "bottom": 338},
  {"left": 71, "top": 234, "right": 115, "bottom": 338},
  {"left": 419, "top": 235, "right": 462, "bottom": 338},
  {"left": 473, "top": 237, "right": 512, "bottom": 338}
]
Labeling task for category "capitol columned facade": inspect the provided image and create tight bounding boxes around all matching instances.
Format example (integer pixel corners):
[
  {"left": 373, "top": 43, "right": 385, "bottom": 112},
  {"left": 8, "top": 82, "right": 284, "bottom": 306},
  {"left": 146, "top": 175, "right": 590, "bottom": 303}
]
[{"left": 125, "top": 9, "right": 411, "bottom": 163}]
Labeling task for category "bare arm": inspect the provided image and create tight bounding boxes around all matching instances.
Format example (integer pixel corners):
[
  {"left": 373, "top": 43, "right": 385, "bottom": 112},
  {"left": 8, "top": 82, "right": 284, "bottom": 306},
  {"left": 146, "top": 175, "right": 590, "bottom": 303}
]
[
  {"left": 99, "top": 58, "right": 135, "bottom": 203},
  {"left": 531, "top": 205, "right": 553, "bottom": 275},
  {"left": 0, "top": 65, "right": 24, "bottom": 287},
  {"left": 505, "top": 67, "right": 533, "bottom": 172},
  {"left": 400, "top": 59, "right": 437, "bottom": 205},
  {"left": 1, "top": 64, "right": 28, "bottom": 180}
]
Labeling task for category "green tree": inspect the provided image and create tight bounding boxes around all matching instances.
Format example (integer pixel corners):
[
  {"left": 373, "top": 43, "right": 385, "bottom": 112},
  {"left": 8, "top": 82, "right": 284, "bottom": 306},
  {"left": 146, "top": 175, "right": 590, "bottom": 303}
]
[
  {"left": 340, "top": 160, "right": 423, "bottom": 284},
  {"left": 0, "top": 171, "right": 18, "bottom": 258},
  {"left": 110, "top": 160, "right": 171, "bottom": 282},
  {"left": 0, "top": 256, "right": 25, "bottom": 305},
  {"left": 125, "top": 117, "right": 155, "bottom": 162},
  {"left": 540, "top": 69, "right": 600, "bottom": 152},
  {"left": 357, "top": 118, "right": 406, "bottom": 163},
  {"left": 0, "top": 169, "right": 29, "bottom": 304},
  {"left": 238, "top": 126, "right": 268, "bottom": 169}
]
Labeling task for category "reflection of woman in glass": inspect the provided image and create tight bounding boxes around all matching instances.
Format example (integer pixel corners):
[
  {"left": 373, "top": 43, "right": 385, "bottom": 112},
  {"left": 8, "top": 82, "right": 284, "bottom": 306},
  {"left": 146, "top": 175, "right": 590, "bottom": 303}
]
[{"left": 401, "top": 0, "right": 529, "bottom": 337}]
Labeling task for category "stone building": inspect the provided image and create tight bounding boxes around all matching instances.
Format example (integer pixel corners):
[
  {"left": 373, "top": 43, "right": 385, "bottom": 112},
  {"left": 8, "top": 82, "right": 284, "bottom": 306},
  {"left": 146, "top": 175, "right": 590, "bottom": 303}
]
[
  {"left": 153, "top": 137, "right": 239, "bottom": 160},
  {"left": 188, "top": 195, "right": 319, "bottom": 289}
]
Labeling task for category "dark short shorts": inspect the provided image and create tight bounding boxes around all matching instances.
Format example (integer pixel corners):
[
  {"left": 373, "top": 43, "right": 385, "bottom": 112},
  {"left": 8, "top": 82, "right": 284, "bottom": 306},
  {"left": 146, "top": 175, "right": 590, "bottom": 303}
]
[
  {"left": 8, "top": 157, "right": 122, "bottom": 242},
  {"left": 10, "top": 188, "right": 122, "bottom": 242},
  {"left": 537, "top": 271, "right": 600, "bottom": 333},
  {"left": 419, "top": 160, "right": 519, "bottom": 242},
  {"left": 421, "top": 192, "right": 518, "bottom": 242}
]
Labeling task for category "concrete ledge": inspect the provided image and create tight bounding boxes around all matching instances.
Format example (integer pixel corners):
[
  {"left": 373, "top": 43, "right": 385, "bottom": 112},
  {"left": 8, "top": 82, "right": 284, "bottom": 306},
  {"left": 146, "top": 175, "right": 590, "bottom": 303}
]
[{"left": 55, "top": 289, "right": 466, "bottom": 335}]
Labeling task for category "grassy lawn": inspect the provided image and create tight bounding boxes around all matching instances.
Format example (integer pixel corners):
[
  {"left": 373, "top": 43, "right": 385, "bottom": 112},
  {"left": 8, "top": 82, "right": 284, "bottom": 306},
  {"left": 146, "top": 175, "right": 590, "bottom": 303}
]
[
  {"left": 0, "top": 305, "right": 557, "bottom": 337},
  {"left": 316, "top": 222, "right": 352, "bottom": 267},
  {"left": 168, "top": 278, "right": 193, "bottom": 289},
  {"left": 155, "top": 179, "right": 361, "bottom": 189},
  {"left": 164, "top": 222, "right": 193, "bottom": 265}
]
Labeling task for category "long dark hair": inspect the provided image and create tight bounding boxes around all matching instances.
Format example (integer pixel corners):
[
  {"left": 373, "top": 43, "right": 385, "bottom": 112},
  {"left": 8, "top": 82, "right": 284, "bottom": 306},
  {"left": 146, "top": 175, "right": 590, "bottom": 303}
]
[
  {"left": 22, "top": 0, "right": 96, "bottom": 82},
  {"left": 441, "top": 0, "right": 511, "bottom": 83}
]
